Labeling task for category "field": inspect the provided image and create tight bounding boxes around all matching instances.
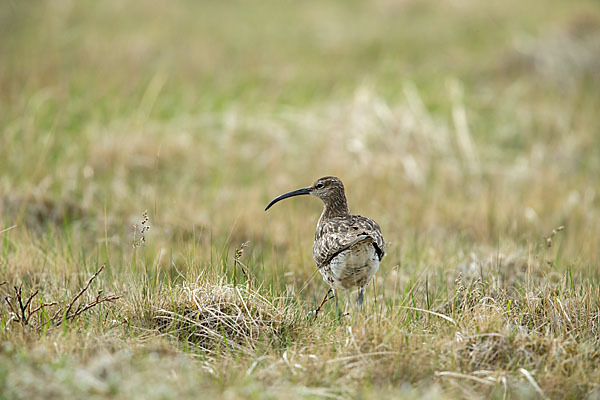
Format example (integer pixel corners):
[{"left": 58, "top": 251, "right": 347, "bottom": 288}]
[{"left": 1, "top": 0, "right": 600, "bottom": 398}]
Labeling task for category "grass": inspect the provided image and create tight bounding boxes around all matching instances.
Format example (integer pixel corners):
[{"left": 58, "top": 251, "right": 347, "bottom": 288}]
[{"left": 1, "top": 0, "right": 600, "bottom": 398}]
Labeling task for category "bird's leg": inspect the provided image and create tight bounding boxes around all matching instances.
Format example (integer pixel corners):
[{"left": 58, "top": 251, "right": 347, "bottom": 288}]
[
  {"left": 313, "top": 288, "right": 333, "bottom": 317},
  {"left": 356, "top": 287, "right": 364, "bottom": 307},
  {"left": 335, "top": 291, "right": 349, "bottom": 320}
]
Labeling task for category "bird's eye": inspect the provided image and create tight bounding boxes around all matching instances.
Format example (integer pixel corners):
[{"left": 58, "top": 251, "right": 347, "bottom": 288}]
[{"left": 315, "top": 183, "right": 324, "bottom": 189}]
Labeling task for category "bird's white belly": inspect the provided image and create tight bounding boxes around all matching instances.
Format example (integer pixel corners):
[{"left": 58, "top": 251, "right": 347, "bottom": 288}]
[{"left": 320, "top": 240, "right": 379, "bottom": 290}]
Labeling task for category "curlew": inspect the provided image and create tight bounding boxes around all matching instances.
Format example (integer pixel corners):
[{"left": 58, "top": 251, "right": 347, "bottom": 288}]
[{"left": 265, "top": 176, "right": 385, "bottom": 315}]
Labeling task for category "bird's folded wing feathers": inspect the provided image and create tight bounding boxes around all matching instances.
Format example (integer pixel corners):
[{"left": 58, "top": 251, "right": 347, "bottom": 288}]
[{"left": 313, "top": 215, "right": 385, "bottom": 268}]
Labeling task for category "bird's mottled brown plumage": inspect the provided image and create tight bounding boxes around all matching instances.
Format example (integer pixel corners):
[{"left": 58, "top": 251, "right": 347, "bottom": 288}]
[
  {"left": 265, "top": 176, "right": 386, "bottom": 313},
  {"left": 313, "top": 214, "right": 385, "bottom": 269}
]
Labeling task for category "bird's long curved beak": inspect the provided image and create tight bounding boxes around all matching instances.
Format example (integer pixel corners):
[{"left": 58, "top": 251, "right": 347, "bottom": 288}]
[{"left": 265, "top": 187, "right": 311, "bottom": 211}]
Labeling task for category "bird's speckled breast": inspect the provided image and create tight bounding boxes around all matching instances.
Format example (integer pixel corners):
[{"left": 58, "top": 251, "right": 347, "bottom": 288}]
[{"left": 319, "top": 239, "right": 380, "bottom": 291}]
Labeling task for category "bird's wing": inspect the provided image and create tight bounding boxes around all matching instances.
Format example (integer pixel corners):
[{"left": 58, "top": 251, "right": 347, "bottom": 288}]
[{"left": 313, "top": 215, "right": 385, "bottom": 268}]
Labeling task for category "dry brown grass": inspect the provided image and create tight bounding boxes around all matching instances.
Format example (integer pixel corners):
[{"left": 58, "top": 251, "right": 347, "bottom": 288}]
[{"left": 151, "top": 279, "right": 298, "bottom": 355}]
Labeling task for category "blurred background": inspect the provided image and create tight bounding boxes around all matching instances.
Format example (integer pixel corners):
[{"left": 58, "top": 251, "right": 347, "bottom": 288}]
[{"left": 1, "top": 0, "right": 599, "bottom": 281}]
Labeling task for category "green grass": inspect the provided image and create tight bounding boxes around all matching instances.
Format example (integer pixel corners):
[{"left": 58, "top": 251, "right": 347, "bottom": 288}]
[{"left": 1, "top": 0, "right": 600, "bottom": 398}]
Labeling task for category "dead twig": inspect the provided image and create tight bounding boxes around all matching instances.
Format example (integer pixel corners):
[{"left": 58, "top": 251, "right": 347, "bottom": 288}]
[
  {"left": 19, "top": 287, "right": 39, "bottom": 325},
  {"left": 1, "top": 264, "right": 123, "bottom": 330},
  {"left": 3, "top": 285, "right": 58, "bottom": 327},
  {"left": 30, "top": 302, "right": 59, "bottom": 315},
  {"left": 66, "top": 291, "right": 122, "bottom": 321},
  {"left": 64, "top": 264, "right": 106, "bottom": 318},
  {"left": 4, "top": 294, "right": 19, "bottom": 318},
  {"left": 4, "top": 286, "right": 39, "bottom": 326}
]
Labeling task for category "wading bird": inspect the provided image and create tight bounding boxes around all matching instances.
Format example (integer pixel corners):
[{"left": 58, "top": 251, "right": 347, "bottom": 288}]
[{"left": 265, "top": 176, "right": 385, "bottom": 315}]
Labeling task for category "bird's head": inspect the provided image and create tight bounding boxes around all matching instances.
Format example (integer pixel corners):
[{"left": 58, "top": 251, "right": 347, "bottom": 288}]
[{"left": 265, "top": 176, "right": 346, "bottom": 211}]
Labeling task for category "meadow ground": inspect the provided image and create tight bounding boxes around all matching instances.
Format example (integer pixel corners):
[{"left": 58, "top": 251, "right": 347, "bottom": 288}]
[{"left": 1, "top": 0, "right": 600, "bottom": 398}]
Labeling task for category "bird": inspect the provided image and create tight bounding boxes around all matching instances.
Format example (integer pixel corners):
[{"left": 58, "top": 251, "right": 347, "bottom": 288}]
[{"left": 265, "top": 176, "right": 385, "bottom": 316}]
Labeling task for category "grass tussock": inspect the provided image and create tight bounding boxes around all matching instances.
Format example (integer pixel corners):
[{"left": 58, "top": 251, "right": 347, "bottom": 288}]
[{"left": 151, "top": 278, "right": 298, "bottom": 355}]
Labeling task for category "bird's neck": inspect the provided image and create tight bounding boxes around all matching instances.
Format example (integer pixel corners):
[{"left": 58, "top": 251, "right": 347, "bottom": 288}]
[{"left": 319, "top": 194, "right": 349, "bottom": 223}]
